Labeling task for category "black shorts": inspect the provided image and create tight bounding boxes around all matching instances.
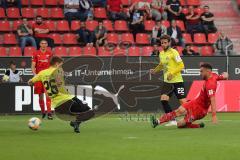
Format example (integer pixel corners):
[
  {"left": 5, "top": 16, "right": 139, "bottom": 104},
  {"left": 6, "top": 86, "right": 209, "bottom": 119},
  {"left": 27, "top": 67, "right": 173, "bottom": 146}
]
[{"left": 161, "top": 82, "right": 186, "bottom": 99}]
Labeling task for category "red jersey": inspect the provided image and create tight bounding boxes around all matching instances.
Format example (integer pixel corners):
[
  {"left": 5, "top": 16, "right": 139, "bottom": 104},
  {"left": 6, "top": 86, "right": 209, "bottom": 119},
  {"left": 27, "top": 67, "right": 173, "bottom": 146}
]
[
  {"left": 32, "top": 23, "right": 49, "bottom": 38},
  {"left": 32, "top": 50, "right": 52, "bottom": 74},
  {"left": 194, "top": 73, "right": 224, "bottom": 109}
]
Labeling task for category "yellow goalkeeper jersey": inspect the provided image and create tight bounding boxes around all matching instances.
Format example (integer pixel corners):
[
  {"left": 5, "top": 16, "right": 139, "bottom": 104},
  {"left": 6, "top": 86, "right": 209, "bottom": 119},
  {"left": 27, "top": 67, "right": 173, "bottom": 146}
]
[
  {"left": 154, "top": 48, "right": 184, "bottom": 83},
  {"left": 31, "top": 67, "right": 74, "bottom": 108}
]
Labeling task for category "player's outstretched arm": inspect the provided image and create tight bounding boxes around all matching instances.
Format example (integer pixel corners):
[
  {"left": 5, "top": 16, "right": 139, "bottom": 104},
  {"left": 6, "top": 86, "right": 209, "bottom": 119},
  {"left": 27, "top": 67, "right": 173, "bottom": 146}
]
[
  {"left": 210, "top": 96, "right": 218, "bottom": 124},
  {"left": 220, "top": 72, "right": 229, "bottom": 80},
  {"left": 150, "top": 62, "right": 163, "bottom": 74},
  {"left": 28, "top": 74, "right": 41, "bottom": 86}
]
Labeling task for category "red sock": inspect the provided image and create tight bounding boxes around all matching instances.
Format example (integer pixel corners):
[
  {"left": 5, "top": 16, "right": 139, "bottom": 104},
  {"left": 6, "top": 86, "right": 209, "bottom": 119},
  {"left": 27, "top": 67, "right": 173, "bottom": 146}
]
[
  {"left": 186, "top": 123, "right": 200, "bottom": 128},
  {"left": 46, "top": 97, "right": 51, "bottom": 114},
  {"left": 39, "top": 99, "right": 45, "bottom": 114},
  {"left": 159, "top": 111, "right": 177, "bottom": 124}
]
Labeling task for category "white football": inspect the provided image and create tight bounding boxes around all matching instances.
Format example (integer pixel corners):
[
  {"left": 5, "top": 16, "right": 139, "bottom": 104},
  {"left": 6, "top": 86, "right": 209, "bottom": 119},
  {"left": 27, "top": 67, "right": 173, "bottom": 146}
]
[{"left": 28, "top": 117, "right": 41, "bottom": 130}]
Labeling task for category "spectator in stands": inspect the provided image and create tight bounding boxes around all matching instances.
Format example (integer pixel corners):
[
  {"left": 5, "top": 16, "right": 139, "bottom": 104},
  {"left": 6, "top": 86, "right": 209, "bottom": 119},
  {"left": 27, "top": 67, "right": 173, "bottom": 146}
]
[
  {"left": 17, "top": 18, "right": 37, "bottom": 55},
  {"left": 76, "top": 22, "right": 94, "bottom": 46},
  {"left": 94, "top": 21, "right": 107, "bottom": 48},
  {"left": 182, "top": 44, "right": 199, "bottom": 56},
  {"left": 200, "top": 5, "right": 217, "bottom": 35},
  {"left": 151, "top": 0, "right": 168, "bottom": 20},
  {"left": 129, "top": 1, "right": 151, "bottom": 20},
  {"left": 79, "top": 0, "right": 94, "bottom": 21},
  {"left": 107, "top": 0, "right": 127, "bottom": 21},
  {"left": 2, "top": 61, "right": 22, "bottom": 83},
  {"left": 167, "top": 20, "right": 184, "bottom": 47},
  {"left": 214, "top": 32, "right": 233, "bottom": 55},
  {"left": 91, "top": 0, "right": 106, "bottom": 7},
  {"left": 151, "top": 20, "right": 167, "bottom": 45},
  {"left": 128, "top": 4, "right": 144, "bottom": 41},
  {"left": 32, "top": 16, "right": 54, "bottom": 49},
  {"left": 151, "top": 44, "right": 160, "bottom": 56},
  {"left": 64, "top": 0, "right": 82, "bottom": 27},
  {"left": 1, "top": 0, "right": 22, "bottom": 16},
  {"left": 166, "top": 0, "right": 185, "bottom": 21},
  {"left": 186, "top": 6, "right": 203, "bottom": 38}
]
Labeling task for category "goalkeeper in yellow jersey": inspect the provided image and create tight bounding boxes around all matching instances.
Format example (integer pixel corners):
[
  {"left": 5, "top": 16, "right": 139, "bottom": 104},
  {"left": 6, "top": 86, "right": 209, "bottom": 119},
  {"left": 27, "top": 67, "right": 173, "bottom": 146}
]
[
  {"left": 150, "top": 35, "right": 187, "bottom": 126},
  {"left": 28, "top": 56, "right": 94, "bottom": 133}
]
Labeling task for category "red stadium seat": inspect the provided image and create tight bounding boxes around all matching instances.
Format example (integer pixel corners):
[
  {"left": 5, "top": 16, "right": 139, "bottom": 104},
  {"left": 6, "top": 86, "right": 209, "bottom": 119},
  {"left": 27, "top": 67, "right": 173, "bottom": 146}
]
[
  {"left": 21, "top": 0, "right": 29, "bottom": 6},
  {"left": 83, "top": 46, "right": 97, "bottom": 56},
  {"left": 121, "top": 33, "right": 134, "bottom": 44},
  {"left": 12, "top": 20, "right": 22, "bottom": 31},
  {"left": 49, "top": 33, "right": 62, "bottom": 45},
  {"left": 7, "top": 8, "right": 21, "bottom": 18},
  {"left": 191, "top": 46, "right": 199, "bottom": 53},
  {"left": 3, "top": 34, "right": 17, "bottom": 45},
  {"left": 142, "top": 46, "right": 153, "bottom": 56},
  {"left": 69, "top": 47, "right": 82, "bottom": 56},
  {"left": 63, "top": 33, "right": 78, "bottom": 44},
  {"left": 0, "top": 8, "right": 6, "bottom": 19},
  {"left": 22, "top": 8, "right": 35, "bottom": 18},
  {"left": 187, "top": 0, "right": 200, "bottom": 6},
  {"left": 30, "top": 0, "right": 44, "bottom": 6},
  {"left": 194, "top": 33, "right": 207, "bottom": 44},
  {"left": 208, "top": 33, "right": 219, "bottom": 44},
  {"left": 54, "top": 47, "right": 68, "bottom": 56},
  {"left": 176, "top": 20, "right": 185, "bottom": 31},
  {"left": 94, "top": 8, "right": 107, "bottom": 19},
  {"left": 161, "top": 20, "right": 170, "bottom": 28},
  {"left": 144, "top": 20, "right": 155, "bottom": 31},
  {"left": 56, "top": 20, "right": 70, "bottom": 32},
  {"left": 128, "top": 46, "right": 141, "bottom": 56},
  {"left": 24, "top": 47, "right": 37, "bottom": 56},
  {"left": 86, "top": 20, "right": 98, "bottom": 31},
  {"left": 0, "top": 47, "right": 7, "bottom": 56},
  {"left": 45, "top": 20, "right": 56, "bottom": 31},
  {"left": 0, "top": 20, "right": 11, "bottom": 31},
  {"left": 179, "top": 0, "right": 187, "bottom": 6},
  {"left": 181, "top": 8, "right": 189, "bottom": 15},
  {"left": 201, "top": 46, "right": 214, "bottom": 56},
  {"left": 9, "top": 47, "right": 21, "bottom": 56},
  {"left": 182, "top": 33, "right": 193, "bottom": 44},
  {"left": 175, "top": 46, "right": 183, "bottom": 55},
  {"left": 136, "top": 33, "right": 150, "bottom": 45},
  {"left": 113, "top": 47, "right": 127, "bottom": 56},
  {"left": 194, "top": 8, "right": 204, "bottom": 15},
  {"left": 121, "top": 0, "right": 130, "bottom": 6},
  {"left": 50, "top": 8, "right": 64, "bottom": 18},
  {"left": 28, "top": 20, "right": 35, "bottom": 27},
  {"left": 103, "top": 20, "right": 114, "bottom": 31},
  {"left": 98, "top": 47, "right": 112, "bottom": 56},
  {"left": 36, "top": 8, "right": 49, "bottom": 18},
  {"left": 114, "top": 20, "right": 129, "bottom": 31},
  {"left": 45, "top": 0, "right": 58, "bottom": 6},
  {"left": 71, "top": 20, "right": 81, "bottom": 31},
  {"left": 107, "top": 33, "right": 119, "bottom": 44},
  {"left": 59, "top": 0, "right": 64, "bottom": 5}
]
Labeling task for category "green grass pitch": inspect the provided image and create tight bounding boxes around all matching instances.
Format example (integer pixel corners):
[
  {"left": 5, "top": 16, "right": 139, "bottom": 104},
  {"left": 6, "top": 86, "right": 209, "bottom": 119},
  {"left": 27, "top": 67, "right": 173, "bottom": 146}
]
[{"left": 0, "top": 113, "right": 240, "bottom": 160}]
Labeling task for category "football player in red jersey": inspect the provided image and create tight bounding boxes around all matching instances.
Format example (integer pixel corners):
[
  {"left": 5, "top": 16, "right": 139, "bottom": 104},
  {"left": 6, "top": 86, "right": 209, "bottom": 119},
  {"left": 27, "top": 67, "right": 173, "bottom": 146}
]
[
  {"left": 31, "top": 39, "right": 53, "bottom": 119},
  {"left": 151, "top": 63, "right": 229, "bottom": 128}
]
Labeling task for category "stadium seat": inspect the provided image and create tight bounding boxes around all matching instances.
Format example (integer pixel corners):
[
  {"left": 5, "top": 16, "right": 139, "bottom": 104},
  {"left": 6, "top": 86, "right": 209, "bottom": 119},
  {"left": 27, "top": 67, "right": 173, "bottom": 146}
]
[
  {"left": 0, "top": 35, "right": 3, "bottom": 44},
  {"left": 128, "top": 46, "right": 141, "bottom": 56},
  {"left": 21, "top": 0, "right": 29, "bottom": 6},
  {"left": 194, "top": 33, "right": 207, "bottom": 44},
  {"left": 187, "top": 0, "right": 200, "bottom": 6},
  {"left": 86, "top": 20, "right": 98, "bottom": 31},
  {"left": 0, "top": 8, "right": 6, "bottom": 19},
  {"left": 30, "top": 0, "right": 44, "bottom": 6},
  {"left": 0, "top": 47, "right": 7, "bottom": 56},
  {"left": 144, "top": 20, "right": 155, "bottom": 31},
  {"left": 121, "top": 33, "right": 134, "bottom": 44},
  {"left": 36, "top": 8, "right": 49, "bottom": 18},
  {"left": 182, "top": 33, "right": 193, "bottom": 44},
  {"left": 22, "top": 8, "right": 35, "bottom": 18},
  {"left": 181, "top": 8, "right": 189, "bottom": 15},
  {"left": 45, "top": 20, "right": 56, "bottom": 31},
  {"left": 142, "top": 46, "right": 153, "bottom": 56},
  {"left": 107, "top": 33, "right": 119, "bottom": 44},
  {"left": 194, "top": 8, "right": 204, "bottom": 15},
  {"left": 45, "top": 0, "right": 58, "bottom": 6},
  {"left": 136, "top": 33, "right": 150, "bottom": 45},
  {"left": 114, "top": 20, "right": 129, "bottom": 31},
  {"left": 50, "top": 8, "right": 64, "bottom": 18},
  {"left": 191, "top": 46, "right": 199, "bottom": 53},
  {"left": 24, "top": 47, "right": 36, "bottom": 56},
  {"left": 56, "top": 20, "right": 70, "bottom": 32},
  {"left": 3, "top": 34, "right": 17, "bottom": 45},
  {"left": 58, "top": 0, "right": 64, "bottom": 5},
  {"left": 201, "top": 46, "right": 214, "bottom": 56},
  {"left": 175, "top": 46, "right": 183, "bottom": 55},
  {"left": 161, "top": 20, "right": 170, "bottom": 28},
  {"left": 176, "top": 20, "right": 185, "bottom": 31},
  {"left": 179, "top": 0, "right": 187, "bottom": 6},
  {"left": 6, "top": 8, "right": 21, "bottom": 18},
  {"left": 68, "top": 47, "right": 82, "bottom": 56},
  {"left": 28, "top": 20, "right": 35, "bottom": 27},
  {"left": 121, "top": 0, "right": 130, "bottom": 6},
  {"left": 98, "top": 47, "right": 112, "bottom": 56},
  {"left": 54, "top": 47, "right": 68, "bottom": 56},
  {"left": 83, "top": 46, "right": 97, "bottom": 56},
  {"left": 49, "top": 33, "right": 62, "bottom": 45},
  {"left": 94, "top": 8, "right": 107, "bottom": 19},
  {"left": 71, "top": 20, "right": 81, "bottom": 31},
  {"left": 0, "top": 21, "right": 11, "bottom": 31},
  {"left": 9, "top": 47, "right": 21, "bottom": 56},
  {"left": 12, "top": 20, "right": 22, "bottom": 31},
  {"left": 63, "top": 33, "right": 78, "bottom": 44},
  {"left": 113, "top": 47, "right": 127, "bottom": 56},
  {"left": 208, "top": 33, "right": 219, "bottom": 44},
  {"left": 103, "top": 20, "right": 114, "bottom": 31}
]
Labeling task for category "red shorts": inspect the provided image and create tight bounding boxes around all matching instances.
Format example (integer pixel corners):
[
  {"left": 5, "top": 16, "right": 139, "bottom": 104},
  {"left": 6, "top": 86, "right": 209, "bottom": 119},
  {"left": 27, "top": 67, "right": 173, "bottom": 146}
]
[
  {"left": 182, "top": 100, "right": 208, "bottom": 123},
  {"left": 34, "top": 81, "right": 45, "bottom": 94}
]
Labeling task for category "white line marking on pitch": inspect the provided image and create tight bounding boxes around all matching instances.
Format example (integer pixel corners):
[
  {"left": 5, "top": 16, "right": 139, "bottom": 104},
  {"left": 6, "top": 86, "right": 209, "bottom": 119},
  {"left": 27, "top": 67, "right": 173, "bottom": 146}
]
[{"left": 123, "top": 136, "right": 138, "bottom": 139}]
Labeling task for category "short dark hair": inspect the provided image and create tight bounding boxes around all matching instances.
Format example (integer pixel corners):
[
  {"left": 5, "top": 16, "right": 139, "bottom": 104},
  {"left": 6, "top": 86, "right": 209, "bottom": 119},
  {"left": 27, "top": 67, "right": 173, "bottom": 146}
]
[
  {"left": 160, "top": 35, "right": 171, "bottom": 42},
  {"left": 40, "top": 39, "right": 48, "bottom": 43},
  {"left": 36, "top": 15, "right": 42, "bottom": 19},
  {"left": 200, "top": 63, "right": 212, "bottom": 70},
  {"left": 9, "top": 61, "right": 16, "bottom": 65},
  {"left": 50, "top": 56, "right": 63, "bottom": 66},
  {"left": 204, "top": 5, "right": 209, "bottom": 8}
]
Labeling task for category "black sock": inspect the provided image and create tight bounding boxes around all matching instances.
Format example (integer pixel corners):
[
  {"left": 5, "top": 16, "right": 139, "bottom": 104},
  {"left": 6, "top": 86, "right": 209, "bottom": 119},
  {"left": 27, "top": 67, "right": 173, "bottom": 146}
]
[{"left": 161, "top": 100, "right": 172, "bottom": 113}]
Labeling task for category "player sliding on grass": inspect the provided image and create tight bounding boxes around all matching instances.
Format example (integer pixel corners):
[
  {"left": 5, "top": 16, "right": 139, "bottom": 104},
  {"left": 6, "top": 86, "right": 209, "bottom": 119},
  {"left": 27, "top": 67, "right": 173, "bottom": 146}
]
[
  {"left": 151, "top": 63, "right": 228, "bottom": 128},
  {"left": 28, "top": 56, "right": 95, "bottom": 133}
]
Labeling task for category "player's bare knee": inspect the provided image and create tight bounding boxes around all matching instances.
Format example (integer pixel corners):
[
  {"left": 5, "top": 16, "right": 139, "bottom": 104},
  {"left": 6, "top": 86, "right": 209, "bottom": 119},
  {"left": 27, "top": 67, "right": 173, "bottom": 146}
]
[{"left": 161, "top": 95, "right": 169, "bottom": 101}]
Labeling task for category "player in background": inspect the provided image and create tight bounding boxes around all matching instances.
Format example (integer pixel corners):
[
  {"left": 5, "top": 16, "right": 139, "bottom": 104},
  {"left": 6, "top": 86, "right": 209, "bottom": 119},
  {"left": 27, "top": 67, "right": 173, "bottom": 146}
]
[
  {"left": 150, "top": 35, "right": 187, "bottom": 126},
  {"left": 28, "top": 56, "right": 95, "bottom": 133},
  {"left": 31, "top": 39, "right": 53, "bottom": 119},
  {"left": 151, "top": 63, "right": 229, "bottom": 128}
]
